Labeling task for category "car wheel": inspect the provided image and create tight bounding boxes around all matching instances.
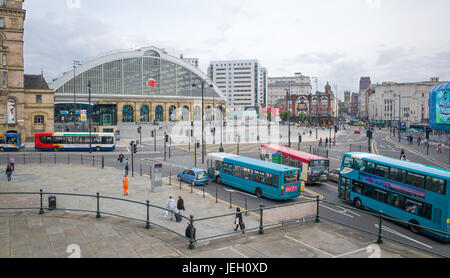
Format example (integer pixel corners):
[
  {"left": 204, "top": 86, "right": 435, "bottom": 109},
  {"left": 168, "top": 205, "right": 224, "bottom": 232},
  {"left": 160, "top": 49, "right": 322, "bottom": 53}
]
[
  {"left": 354, "top": 198, "right": 362, "bottom": 210},
  {"left": 409, "top": 220, "right": 420, "bottom": 234},
  {"left": 255, "top": 188, "right": 262, "bottom": 198}
]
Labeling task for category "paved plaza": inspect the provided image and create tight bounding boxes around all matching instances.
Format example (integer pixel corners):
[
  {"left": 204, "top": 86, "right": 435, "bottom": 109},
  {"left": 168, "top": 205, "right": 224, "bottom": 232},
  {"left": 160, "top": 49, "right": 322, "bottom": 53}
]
[{"left": 0, "top": 163, "right": 433, "bottom": 258}]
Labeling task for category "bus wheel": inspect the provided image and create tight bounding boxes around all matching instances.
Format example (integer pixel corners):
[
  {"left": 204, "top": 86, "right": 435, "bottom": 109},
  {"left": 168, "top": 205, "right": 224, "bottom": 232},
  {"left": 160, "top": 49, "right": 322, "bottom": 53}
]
[
  {"left": 255, "top": 188, "right": 262, "bottom": 198},
  {"left": 409, "top": 220, "right": 420, "bottom": 234},
  {"left": 216, "top": 176, "right": 221, "bottom": 184},
  {"left": 54, "top": 147, "right": 60, "bottom": 152},
  {"left": 96, "top": 146, "right": 101, "bottom": 152},
  {"left": 354, "top": 198, "right": 362, "bottom": 210}
]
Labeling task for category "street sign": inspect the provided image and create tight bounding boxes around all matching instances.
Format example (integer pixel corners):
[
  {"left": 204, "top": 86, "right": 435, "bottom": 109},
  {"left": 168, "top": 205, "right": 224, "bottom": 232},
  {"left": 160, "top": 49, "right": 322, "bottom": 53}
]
[{"left": 80, "top": 110, "right": 87, "bottom": 122}]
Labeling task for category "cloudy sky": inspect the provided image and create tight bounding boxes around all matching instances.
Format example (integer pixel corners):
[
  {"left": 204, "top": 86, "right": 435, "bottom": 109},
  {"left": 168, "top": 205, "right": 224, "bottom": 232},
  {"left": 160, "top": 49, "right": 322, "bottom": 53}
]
[{"left": 23, "top": 0, "right": 450, "bottom": 100}]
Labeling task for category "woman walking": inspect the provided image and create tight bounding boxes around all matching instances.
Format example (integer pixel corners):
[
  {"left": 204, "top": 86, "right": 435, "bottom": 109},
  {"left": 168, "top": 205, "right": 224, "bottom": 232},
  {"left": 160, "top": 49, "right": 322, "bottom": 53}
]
[
  {"left": 5, "top": 164, "right": 12, "bottom": 182},
  {"left": 234, "top": 208, "right": 245, "bottom": 233},
  {"left": 177, "top": 196, "right": 185, "bottom": 214}
]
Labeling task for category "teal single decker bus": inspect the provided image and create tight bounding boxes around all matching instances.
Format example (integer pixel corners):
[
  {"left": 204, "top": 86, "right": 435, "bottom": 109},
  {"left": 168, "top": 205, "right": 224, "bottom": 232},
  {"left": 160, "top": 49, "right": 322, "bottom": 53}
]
[
  {"left": 338, "top": 152, "right": 450, "bottom": 242},
  {"left": 207, "top": 153, "right": 303, "bottom": 200}
]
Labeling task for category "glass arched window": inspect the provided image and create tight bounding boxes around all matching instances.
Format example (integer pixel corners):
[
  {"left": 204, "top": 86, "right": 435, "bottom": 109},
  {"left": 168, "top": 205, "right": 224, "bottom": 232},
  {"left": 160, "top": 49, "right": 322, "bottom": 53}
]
[
  {"left": 169, "top": 105, "right": 177, "bottom": 121},
  {"left": 155, "top": 105, "right": 163, "bottom": 122},
  {"left": 140, "top": 105, "right": 149, "bottom": 122},
  {"left": 122, "top": 105, "right": 134, "bottom": 122},
  {"left": 182, "top": 106, "right": 190, "bottom": 121}
]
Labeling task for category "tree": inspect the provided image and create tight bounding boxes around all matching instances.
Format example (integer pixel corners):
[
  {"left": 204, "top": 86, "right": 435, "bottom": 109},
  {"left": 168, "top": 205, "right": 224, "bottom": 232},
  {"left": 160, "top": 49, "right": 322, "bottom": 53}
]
[
  {"left": 267, "top": 110, "right": 272, "bottom": 121},
  {"left": 280, "top": 111, "right": 288, "bottom": 122},
  {"left": 299, "top": 112, "right": 306, "bottom": 123},
  {"left": 306, "top": 113, "right": 312, "bottom": 124}
]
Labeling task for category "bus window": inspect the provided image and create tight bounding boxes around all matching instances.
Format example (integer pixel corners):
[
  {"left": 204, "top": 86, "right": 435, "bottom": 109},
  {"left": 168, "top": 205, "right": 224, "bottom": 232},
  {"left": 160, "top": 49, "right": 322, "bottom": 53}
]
[
  {"left": 265, "top": 173, "right": 273, "bottom": 186},
  {"left": 352, "top": 181, "right": 363, "bottom": 194},
  {"left": 254, "top": 170, "right": 265, "bottom": 184},
  {"left": 243, "top": 168, "right": 253, "bottom": 180},
  {"left": 6, "top": 137, "right": 17, "bottom": 144},
  {"left": 374, "top": 164, "right": 390, "bottom": 179},
  {"left": 73, "top": 136, "right": 82, "bottom": 144},
  {"left": 343, "top": 156, "right": 353, "bottom": 168},
  {"left": 54, "top": 136, "right": 64, "bottom": 144},
  {"left": 284, "top": 174, "right": 298, "bottom": 185},
  {"left": 425, "top": 177, "right": 446, "bottom": 195},
  {"left": 272, "top": 175, "right": 279, "bottom": 188},
  {"left": 223, "top": 163, "right": 233, "bottom": 175},
  {"left": 233, "top": 165, "right": 243, "bottom": 177},
  {"left": 0, "top": 137, "right": 5, "bottom": 144},
  {"left": 215, "top": 160, "right": 222, "bottom": 171},
  {"left": 406, "top": 172, "right": 425, "bottom": 189},
  {"left": 363, "top": 161, "right": 376, "bottom": 174},
  {"left": 389, "top": 167, "right": 405, "bottom": 183},
  {"left": 352, "top": 159, "right": 364, "bottom": 170}
]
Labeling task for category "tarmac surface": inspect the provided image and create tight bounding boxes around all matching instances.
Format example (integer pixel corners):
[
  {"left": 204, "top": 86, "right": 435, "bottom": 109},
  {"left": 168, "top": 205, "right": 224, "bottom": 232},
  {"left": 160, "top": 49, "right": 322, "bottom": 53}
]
[{"left": 0, "top": 163, "right": 434, "bottom": 258}]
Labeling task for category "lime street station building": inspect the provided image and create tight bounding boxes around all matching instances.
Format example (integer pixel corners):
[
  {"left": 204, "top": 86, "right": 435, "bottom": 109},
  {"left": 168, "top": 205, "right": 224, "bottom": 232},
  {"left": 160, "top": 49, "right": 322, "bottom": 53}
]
[{"left": 50, "top": 46, "right": 226, "bottom": 133}]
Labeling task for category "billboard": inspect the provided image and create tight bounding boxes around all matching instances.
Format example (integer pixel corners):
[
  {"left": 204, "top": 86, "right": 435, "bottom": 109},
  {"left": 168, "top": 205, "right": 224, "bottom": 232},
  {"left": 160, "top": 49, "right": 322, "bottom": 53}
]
[{"left": 429, "top": 83, "right": 450, "bottom": 131}]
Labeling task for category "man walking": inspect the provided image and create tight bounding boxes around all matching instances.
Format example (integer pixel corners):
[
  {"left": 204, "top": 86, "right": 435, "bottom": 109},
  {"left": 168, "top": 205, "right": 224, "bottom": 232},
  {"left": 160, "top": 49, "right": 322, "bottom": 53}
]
[{"left": 124, "top": 158, "right": 130, "bottom": 177}]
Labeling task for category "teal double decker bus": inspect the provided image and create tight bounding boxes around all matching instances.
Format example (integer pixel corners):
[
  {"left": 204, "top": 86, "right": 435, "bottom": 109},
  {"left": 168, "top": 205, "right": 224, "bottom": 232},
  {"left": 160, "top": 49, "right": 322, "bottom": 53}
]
[
  {"left": 207, "top": 153, "right": 303, "bottom": 200},
  {"left": 338, "top": 152, "right": 450, "bottom": 241}
]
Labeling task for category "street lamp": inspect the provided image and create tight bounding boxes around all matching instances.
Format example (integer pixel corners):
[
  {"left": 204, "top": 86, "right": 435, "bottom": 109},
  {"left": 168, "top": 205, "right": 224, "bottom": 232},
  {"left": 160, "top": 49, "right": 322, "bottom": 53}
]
[
  {"left": 73, "top": 60, "right": 81, "bottom": 129},
  {"left": 283, "top": 80, "right": 294, "bottom": 148},
  {"left": 88, "top": 80, "right": 92, "bottom": 153},
  {"left": 219, "top": 105, "right": 224, "bottom": 152},
  {"left": 193, "top": 81, "right": 213, "bottom": 164}
]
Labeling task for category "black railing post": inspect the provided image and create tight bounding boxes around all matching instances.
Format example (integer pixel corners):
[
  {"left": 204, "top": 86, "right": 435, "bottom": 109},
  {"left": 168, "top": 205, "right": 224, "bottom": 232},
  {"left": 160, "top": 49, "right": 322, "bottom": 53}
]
[
  {"left": 245, "top": 198, "right": 248, "bottom": 216},
  {"left": 315, "top": 196, "right": 320, "bottom": 223},
  {"left": 179, "top": 180, "right": 181, "bottom": 190},
  {"left": 40, "top": 153, "right": 41, "bottom": 164},
  {"left": 68, "top": 153, "right": 70, "bottom": 164},
  {"left": 102, "top": 156, "right": 104, "bottom": 169},
  {"left": 96, "top": 192, "right": 101, "bottom": 218},
  {"left": 359, "top": 145, "right": 362, "bottom": 152},
  {"left": 377, "top": 210, "right": 383, "bottom": 244},
  {"left": 191, "top": 183, "right": 193, "bottom": 193},
  {"left": 54, "top": 152, "right": 56, "bottom": 164},
  {"left": 24, "top": 153, "right": 26, "bottom": 164},
  {"left": 39, "top": 189, "right": 44, "bottom": 214},
  {"left": 145, "top": 200, "right": 150, "bottom": 229},
  {"left": 326, "top": 149, "right": 328, "bottom": 158},
  {"left": 259, "top": 204, "right": 264, "bottom": 234},
  {"left": 189, "top": 215, "right": 195, "bottom": 249},
  {"left": 215, "top": 186, "right": 218, "bottom": 203},
  {"left": 81, "top": 154, "right": 83, "bottom": 165},
  {"left": 229, "top": 191, "right": 232, "bottom": 209},
  {"left": 202, "top": 185, "right": 205, "bottom": 198},
  {"left": 92, "top": 155, "right": 94, "bottom": 166},
  {"left": 140, "top": 164, "right": 142, "bottom": 176},
  {"left": 169, "top": 172, "right": 171, "bottom": 185}
]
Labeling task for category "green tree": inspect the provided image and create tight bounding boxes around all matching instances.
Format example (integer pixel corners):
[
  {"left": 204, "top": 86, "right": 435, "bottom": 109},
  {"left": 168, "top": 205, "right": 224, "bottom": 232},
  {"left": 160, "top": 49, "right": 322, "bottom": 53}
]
[
  {"left": 299, "top": 112, "right": 306, "bottom": 123},
  {"left": 306, "top": 113, "right": 312, "bottom": 124},
  {"left": 267, "top": 110, "right": 272, "bottom": 121}
]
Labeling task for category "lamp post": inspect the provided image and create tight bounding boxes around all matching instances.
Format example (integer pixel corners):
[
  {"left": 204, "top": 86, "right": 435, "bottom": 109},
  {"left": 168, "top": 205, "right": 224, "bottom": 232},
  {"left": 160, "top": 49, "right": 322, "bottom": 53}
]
[
  {"left": 88, "top": 80, "right": 92, "bottom": 153},
  {"left": 284, "top": 80, "right": 294, "bottom": 148},
  {"left": 73, "top": 60, "right": 81, "bottom": 129},
  {"left": 219, "top": 105, "right": 224, "bottom": 152},
  {"left": 193, "top": 81, "right": 212, "bottom": 164}
]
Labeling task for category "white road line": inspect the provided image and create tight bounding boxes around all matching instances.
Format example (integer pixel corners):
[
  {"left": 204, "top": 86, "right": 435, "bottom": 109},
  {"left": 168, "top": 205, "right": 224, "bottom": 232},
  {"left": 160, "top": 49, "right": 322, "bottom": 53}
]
[
  {"left": 319, "top": 204, "right": 354, "bottom": 218},
  {"left": 333, "top": 245, "right": 374, "bottom": 258},
  {"left": 322, "top": 182, "right": 338, "bottom": 189},
  {"left": 374, "top": 224, "right": 433, "bottom": 249},
  {"left": 284, "top": 235, "right": 334, "bottom": 257},
  {"left": 224, "top": 188, "right": 258, "bottom": 199},
  {"left": 229, "top": 247, "right": 249, "bottom": 258},
  {"left": 336, "top": 205, "right": 361, "bottom": 217}
]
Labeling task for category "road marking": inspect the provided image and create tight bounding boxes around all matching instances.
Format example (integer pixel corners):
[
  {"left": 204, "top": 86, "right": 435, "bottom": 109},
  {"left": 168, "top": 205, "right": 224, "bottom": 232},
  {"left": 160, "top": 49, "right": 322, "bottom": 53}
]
[
  {"left": 319, "top": 204, "right": 355, "bottom": 218},
  {"left": 332, "top": 244, "right": 377, "bottom": 258},
  {"left": 321, "top": 182, "right": 338, "bottom": 189},
  {"left": 224, "top": 188, "right": 258, "bottom": 199},
  {"left": 284, "top": 235, "right": 334, "bottom": 257},
  {"left": 336, "top": 205, "right": 361, "bottom": 217},
  {"left": 374, "top": 224, "right": 433, "bottom": 249}
]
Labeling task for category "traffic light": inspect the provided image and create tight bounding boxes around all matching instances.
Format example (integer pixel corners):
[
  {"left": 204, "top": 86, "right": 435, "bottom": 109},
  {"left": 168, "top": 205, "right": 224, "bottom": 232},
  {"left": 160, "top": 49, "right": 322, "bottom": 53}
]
[
  {"left": 299, "top": 135, "right": 302, "bottom": 143},
  {"left": 137, "top": 126, "right": 141, "bottom": 134},
  {"left": 196, "top": 142, "right": 200, "bottom": 148},
  {"left": 151, "top": 130, "right": 154, "bottom": 137},
  {"left": 366, "top": 130, "right": 373, "bottom": 139},
  {"left": 133, "top": 143, "right": 137, "bottom": 153},
  {"left": 165, "top": 134, "right": 169, "bottom": 143}
]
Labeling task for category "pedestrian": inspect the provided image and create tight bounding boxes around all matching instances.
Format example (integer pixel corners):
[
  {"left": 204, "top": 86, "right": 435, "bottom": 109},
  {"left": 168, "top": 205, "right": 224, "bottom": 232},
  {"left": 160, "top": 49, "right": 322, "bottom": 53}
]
[
  {"left": 309, "top": 130, "right": 312, "bottom": 137},
  {"left": 122, "top": 175, "right": 129, "bottom": 195},
  {"left": 9, "top": 156, "right": 14, "bottom": 172},
  {"left": 423, "top": 138, "right": 428, "bottom": 148},
  {"left": 437, "top": 143, "right": 442, "bottom": 153},
  {"left": 177, "top": 196, "right": 185, "bottom": 215},
  {"left": 124, "top": 158, "right": 130, "bottom": 177},
  {"left": 325, "top": 137, "right": 328, "bottom": 147},
  {"left": 400, "top": 149, "right": 406, "bottom": 160},
  {"left": 185, "top": 220, "right": 196, "bottom": 241},
  {"left": 166, "top": 196, "right": 177, "bottom": 220},
  {"left": 319, "top": 138, "right": 322, "bottom": 147},
  {"left": 5, "top": 164, "right": 12, "bottom": 182},
  {"left": 117, "top": 153, "right": 124, "bottom": 165},
  {"left": 234, "top": 208, "right": 245, "bottom": 233},
  {"left": 417, "top": 137, "right": 422, "bottom": 146}
]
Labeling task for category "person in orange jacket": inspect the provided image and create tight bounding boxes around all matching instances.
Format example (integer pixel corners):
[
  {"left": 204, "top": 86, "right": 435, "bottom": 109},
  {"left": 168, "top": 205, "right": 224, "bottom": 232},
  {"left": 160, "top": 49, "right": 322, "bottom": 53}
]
[{"left": 123, "top": 175, "right": 129, "bottom": 195}]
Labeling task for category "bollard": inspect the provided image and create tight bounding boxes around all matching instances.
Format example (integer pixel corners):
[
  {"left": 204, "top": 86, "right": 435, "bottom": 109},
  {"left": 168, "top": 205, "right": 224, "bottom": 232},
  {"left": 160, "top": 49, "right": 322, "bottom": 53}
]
[
  {"left": 54, "top": 152, "right": 56, "bottom": 164},
  {"left": 140, "top": 164, "right": 142, "bottom": 176},
  {"left": 377, "top": 210, "right": 383, "bottom": 244},
  {"left": 145, "top": 200, "right": 150, "bottom": 229},
  {"left": 188, "top": 215, "right": 195, "bottom": 249},
  {"left": 202, "top": 185, "right": 205, "bottom": 198},
  {"left": 229, "top": 191, "right": 232, "bottom": 209},
  {"left": 81, "top": 154, "right": 83, "bottom": 164},
  {"left": 92, "top": 155, "right": 94, "bottom": 166},
  {"left": 259, "top": 204, "right": 264, "bottom": 234},
  {"left": 245, "top": 198, "right": 248, "bottom": 216},
  {"left": 96, "top": 192, "right": 101, "bottom": 218},
  {"left": 315, "top": 195, "right": 320, "bottom": 223},
  {"left": 102, "top": 156, "right": 104, "bottom": 169},
  {"left": 68, "top": 153, "right": 70, "bottom": 164},
  {"left": 169, "top": 172, "right": 171, "bottom": 185},
  {"left": 359, "top": 145, "right": 362, "bottom": 152},
  {"left": 216, "top": 186, "right": 218, "bottom": 203},
  {"left": 39, "top": 189, "right": 44, "bottom": 214},
  {"left": 24, "top": 153, "right": 26, "bottom": 164},
  {"left": 191, "top": 183, "right": 193, "bottom": 193},
  {"left": 326, "top": 150, "right": 328, "bottom": 158},
  {"left": 40, "top": 153, "right": 42, "bottom": 164},
  {"left": 179, "top": 180, "right": 181, "bottom": 190}
]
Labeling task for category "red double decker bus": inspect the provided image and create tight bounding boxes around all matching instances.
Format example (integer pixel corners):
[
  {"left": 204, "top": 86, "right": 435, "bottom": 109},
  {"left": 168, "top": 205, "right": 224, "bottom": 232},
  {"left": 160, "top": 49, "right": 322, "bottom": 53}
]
[{"left": 260, "top": 144, "right": 329, "bottom": 185}]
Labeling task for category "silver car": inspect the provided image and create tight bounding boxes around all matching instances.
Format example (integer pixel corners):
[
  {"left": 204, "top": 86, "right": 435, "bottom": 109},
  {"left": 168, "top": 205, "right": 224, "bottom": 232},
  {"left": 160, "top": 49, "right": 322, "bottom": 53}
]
[{"left": 328, "top": 168, "right": 340, "bottom": 183}]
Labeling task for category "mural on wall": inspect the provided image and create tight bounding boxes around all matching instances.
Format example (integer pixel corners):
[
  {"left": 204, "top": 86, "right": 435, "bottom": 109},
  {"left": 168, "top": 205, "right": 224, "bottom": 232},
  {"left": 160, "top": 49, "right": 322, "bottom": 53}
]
[
  {"left": 436, "top": 90, "right": 450, "bottom": 125},
  {"left": 7, "top": 99, "right": 16, "bottom": 124}
]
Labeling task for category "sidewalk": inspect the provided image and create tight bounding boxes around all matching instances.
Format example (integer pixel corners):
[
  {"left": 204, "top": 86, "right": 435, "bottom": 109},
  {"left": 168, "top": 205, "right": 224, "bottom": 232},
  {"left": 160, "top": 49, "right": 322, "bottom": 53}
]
[{"left": 0, "top": 163, "right": 434, "bottom": 258}]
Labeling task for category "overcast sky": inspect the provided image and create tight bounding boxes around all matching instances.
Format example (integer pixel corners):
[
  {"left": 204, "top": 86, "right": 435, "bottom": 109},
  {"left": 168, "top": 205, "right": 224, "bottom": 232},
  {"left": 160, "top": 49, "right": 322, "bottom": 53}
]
[{"left": 23, "top": 0, "right": 450, "bottom": 100}]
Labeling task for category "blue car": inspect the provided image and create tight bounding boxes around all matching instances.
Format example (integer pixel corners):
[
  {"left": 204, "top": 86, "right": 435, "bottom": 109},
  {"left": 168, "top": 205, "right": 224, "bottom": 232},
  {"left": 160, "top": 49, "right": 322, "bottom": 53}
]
[{"left": 177, "top": 168, "right": 209, "bottom": 186}]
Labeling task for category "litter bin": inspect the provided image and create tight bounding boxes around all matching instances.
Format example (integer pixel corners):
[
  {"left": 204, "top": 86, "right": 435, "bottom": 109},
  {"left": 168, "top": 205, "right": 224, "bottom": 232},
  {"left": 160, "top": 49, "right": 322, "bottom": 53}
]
[{"left": 48, "top": 195, "right": 56, "bottom": 210}]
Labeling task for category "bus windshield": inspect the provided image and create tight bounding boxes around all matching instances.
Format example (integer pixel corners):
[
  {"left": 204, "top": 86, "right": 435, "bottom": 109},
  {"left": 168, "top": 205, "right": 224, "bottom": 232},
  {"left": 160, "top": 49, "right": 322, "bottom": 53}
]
[{"left": 284, "top": 174, "right": 298, "bottom": 185}]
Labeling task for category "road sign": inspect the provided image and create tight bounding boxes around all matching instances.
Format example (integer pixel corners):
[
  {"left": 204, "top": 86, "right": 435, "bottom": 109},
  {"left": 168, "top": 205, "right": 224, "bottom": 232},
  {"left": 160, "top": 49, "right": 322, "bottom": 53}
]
[{"left": 80, "top": 110, "right": 87, "bottom": 122}]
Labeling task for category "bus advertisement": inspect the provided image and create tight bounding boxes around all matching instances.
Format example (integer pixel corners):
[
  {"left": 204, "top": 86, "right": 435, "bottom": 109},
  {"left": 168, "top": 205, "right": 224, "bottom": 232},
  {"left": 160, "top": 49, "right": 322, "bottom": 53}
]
[
  {"left": 260, "top": 144, "right": 329, "bottom": 185},
  {"left": 35, "top": 132, "right": 115, "bottom": 151},
  {"left": 338, "top": 152, "right": 450, "bottom": 241},
  {"left": 207, "top": 152, "right": 302, "bottom": 200}
]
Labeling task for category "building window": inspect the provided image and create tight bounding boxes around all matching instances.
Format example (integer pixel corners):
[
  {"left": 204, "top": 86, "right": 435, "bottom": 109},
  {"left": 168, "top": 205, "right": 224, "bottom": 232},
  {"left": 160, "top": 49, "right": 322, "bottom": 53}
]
[
  {"left": 2, "top": 54, "right": 5, "bottom": 66},
  {"left": 1, "top": 0, "right": 6, "bottom": 8},
  {"left": 0, "top": 18, "right": 4, "bottom": 28},
  {"left": 36, "top": 95, "right": 42, "bottom": 104},
  {"left": 34, "top": 115, "right": 44, "bottom": 124},
  {"left": 2, "top": 71, "right": 6, "bottom": 87}
]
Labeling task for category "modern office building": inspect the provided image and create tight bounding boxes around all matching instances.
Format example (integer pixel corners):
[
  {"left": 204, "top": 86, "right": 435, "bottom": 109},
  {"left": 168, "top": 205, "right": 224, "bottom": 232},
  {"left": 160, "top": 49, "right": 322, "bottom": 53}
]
[
  {"left": 51, "top": 46, "right": 225, "bottom": 133},
  {"left": 267, "top": 73, "right": 312, "bottom": 107},
  {"left": 208, "top": 59, "right": 267, "bottom": 109},
  {"left": 359, "top": 76, "right": 371, "bottom": 92}
]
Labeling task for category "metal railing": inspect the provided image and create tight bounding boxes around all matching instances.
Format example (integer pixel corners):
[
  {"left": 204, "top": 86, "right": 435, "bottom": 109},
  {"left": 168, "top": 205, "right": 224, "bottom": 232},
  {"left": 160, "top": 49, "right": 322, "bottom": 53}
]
[{"left": 0, "top": 189, "right": 448, "bottom": 257}]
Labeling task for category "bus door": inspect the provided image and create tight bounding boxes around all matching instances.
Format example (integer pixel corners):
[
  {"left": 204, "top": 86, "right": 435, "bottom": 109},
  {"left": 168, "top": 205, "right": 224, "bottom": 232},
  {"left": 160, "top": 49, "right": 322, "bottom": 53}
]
[
  {"left": 207, "top": 158, "right": 215, "bottom": 179},
  {"left": 300, "top": 162, "right": 309, "bottom": 184},
  {"left": 338, "top": 177, "right": 351, "bottom": 201}
]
